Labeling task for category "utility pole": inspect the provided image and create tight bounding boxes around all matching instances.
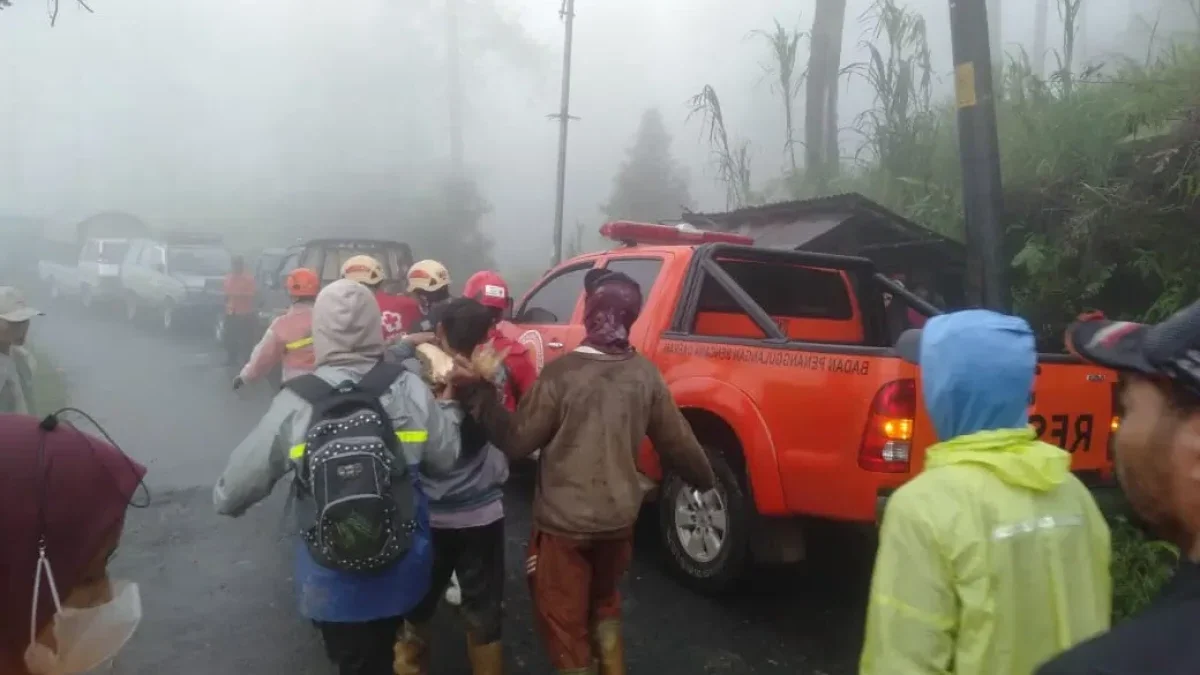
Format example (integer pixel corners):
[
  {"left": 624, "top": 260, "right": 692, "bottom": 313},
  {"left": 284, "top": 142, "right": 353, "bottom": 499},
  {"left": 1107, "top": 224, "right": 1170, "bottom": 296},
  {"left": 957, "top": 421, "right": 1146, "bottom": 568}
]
[
  {"left": 550, "top": 0, "right": 577, "bottom": 267},
  {"left": 948, "top": 0, "right": 1009, "bottom": 311}
]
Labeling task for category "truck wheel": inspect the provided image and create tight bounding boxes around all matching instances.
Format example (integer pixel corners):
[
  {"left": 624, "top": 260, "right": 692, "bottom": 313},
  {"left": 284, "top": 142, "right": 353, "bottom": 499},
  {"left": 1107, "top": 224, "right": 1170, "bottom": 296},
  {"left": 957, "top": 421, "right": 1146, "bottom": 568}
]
[
  {"left": 659, "top": 448, "right": 750, "bottom": 594},
  {"left": 125, "top": 295, "right": 139, "bottom": 323},
  {"left": 161, "top": 302, "right": 176, "bottom": 333}
]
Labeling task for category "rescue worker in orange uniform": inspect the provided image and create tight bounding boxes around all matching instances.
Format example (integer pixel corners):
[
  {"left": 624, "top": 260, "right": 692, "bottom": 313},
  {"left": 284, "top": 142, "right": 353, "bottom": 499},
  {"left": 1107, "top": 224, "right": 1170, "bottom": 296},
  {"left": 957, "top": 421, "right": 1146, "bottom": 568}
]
[
  {"left": 222, "top": 255, "right": 258, "bottom": 367},
  {"left": 233, "top": 268, "right": 320, "bottom": 390},
  {"left": 341, "top": 255, "right": 422, "bottom": 343}
]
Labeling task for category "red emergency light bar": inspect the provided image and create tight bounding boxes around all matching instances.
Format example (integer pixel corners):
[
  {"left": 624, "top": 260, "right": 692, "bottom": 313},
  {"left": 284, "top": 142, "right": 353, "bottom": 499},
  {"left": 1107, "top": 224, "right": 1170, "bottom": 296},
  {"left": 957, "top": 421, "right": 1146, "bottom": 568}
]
[{"left": 599, "top": 221, "right": 755, "bottom": 247}]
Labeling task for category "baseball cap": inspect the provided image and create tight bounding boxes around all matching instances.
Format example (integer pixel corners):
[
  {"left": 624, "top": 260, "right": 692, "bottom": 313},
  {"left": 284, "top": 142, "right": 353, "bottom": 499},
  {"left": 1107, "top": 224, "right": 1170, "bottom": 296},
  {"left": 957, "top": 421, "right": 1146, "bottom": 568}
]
[
  {"left": 1066, "top": 300, "right": 1200, "bottom": 396},
  {"left": 0, "top": 287, "right": 43, "bottom": 323}
]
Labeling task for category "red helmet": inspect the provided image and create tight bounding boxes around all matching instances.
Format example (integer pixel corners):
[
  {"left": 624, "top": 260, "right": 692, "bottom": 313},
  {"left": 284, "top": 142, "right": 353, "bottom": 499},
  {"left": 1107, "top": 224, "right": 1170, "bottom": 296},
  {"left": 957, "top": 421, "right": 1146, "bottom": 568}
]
[{"left": 463, "top": 270, "right": 510, "bottom": 310}]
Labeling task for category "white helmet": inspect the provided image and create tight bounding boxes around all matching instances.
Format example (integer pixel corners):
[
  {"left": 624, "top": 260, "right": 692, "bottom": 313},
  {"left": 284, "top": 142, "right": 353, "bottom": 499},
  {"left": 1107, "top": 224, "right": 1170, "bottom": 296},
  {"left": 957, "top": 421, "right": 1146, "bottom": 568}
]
[
  {"left": 407, "top": 259, "right": 451, "bottom": 294},
  {"left": 341, "top": 255, "right": 386, "bottom": 286}
]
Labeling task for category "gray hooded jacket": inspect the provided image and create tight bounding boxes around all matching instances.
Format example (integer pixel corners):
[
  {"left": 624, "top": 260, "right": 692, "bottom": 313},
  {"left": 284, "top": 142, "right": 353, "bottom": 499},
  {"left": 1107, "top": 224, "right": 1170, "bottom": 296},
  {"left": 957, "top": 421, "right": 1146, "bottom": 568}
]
[{"left": 214, "top": 279, "right": 461, "bottom": 517}]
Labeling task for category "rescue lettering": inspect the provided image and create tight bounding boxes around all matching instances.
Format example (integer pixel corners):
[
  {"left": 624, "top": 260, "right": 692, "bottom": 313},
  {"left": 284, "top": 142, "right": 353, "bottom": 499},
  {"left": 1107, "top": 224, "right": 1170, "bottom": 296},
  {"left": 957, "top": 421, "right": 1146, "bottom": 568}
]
[
  {"left": 1030, "top": 413, "right": 1093, "bottom": 453},
  {"left": 661, "top": 341, "right": 870, "bottom": 375}
]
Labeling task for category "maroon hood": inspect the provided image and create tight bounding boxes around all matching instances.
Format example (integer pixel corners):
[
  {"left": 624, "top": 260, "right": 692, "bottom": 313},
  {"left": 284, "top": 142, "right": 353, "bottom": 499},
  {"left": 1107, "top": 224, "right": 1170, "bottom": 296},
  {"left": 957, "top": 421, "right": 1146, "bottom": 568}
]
[
  {"left": 0, "top": 414, "right": 146, "bottom": 670},
  {"left": 581, "top": 270, "right": 643, "bottom": 354}
]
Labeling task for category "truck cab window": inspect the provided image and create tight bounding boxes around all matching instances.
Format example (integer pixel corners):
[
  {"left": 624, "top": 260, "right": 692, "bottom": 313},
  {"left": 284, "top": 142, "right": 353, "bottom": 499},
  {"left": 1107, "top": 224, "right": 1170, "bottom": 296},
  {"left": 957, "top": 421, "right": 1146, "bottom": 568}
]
[
  {"left": 691, "top": 259, "right": 858, "bottom": 342},
  {"left": 516, "top": 264, "right": 593, "bottom": 325},
  {"left": 604, "top": 258, "right": 664, "bottom": 298}
]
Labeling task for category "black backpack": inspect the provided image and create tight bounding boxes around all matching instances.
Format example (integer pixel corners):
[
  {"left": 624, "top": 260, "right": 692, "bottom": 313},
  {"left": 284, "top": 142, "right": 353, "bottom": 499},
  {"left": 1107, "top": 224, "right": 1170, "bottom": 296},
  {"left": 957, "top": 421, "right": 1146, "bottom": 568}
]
[{"left": 285, "top": 362, "right": 417, "bottom": 573}]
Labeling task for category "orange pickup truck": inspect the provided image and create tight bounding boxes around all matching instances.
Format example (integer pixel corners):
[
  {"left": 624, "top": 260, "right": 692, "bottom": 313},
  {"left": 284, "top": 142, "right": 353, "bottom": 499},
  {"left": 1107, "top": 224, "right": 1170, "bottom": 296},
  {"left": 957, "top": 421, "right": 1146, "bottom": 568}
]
[{"left": 507, "top": 221, "right": 1120, "bottom": 592}]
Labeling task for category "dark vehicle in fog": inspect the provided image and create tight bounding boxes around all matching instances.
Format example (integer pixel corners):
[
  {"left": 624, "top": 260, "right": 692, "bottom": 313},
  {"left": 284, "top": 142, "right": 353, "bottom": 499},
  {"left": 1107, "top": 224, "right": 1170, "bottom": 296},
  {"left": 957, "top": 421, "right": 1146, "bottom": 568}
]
[
  {"left": 254, "top": 238, "right": 413, "bottom": 325},
  {"left": 215, "top": 239, "right": 413, "bottom": 377}
]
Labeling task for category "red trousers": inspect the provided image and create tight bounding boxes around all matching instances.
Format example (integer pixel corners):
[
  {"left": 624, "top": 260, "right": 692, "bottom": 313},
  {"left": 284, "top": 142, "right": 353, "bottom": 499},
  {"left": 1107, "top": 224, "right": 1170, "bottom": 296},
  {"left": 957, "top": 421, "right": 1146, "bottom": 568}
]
[{"left": 526, "top": 528, "right": 633, "bottom": 671}]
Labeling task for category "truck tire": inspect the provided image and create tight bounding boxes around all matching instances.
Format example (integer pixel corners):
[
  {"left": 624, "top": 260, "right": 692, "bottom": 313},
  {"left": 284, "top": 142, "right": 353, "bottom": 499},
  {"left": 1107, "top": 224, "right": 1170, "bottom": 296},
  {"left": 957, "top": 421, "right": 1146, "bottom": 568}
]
[
  {"left": 124, "top": 295, "right": 139, "bottom": 323},
  {"left": 659, "top": 447, "right": 750, "bottom": 594}
]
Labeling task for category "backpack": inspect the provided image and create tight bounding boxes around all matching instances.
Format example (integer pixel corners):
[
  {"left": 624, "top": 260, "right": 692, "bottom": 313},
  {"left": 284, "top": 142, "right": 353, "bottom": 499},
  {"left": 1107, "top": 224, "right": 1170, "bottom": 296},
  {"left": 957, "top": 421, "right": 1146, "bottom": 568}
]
[{"left": 285, "top": 361, "right": 417, "bottom": 573}]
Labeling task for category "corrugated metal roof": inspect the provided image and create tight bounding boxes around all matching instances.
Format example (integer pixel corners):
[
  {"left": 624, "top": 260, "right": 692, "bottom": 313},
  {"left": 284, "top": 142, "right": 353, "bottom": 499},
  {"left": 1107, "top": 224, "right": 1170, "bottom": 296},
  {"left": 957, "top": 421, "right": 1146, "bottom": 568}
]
[{"left": 683, "top": 192, "right": 960, "bottom": 250}]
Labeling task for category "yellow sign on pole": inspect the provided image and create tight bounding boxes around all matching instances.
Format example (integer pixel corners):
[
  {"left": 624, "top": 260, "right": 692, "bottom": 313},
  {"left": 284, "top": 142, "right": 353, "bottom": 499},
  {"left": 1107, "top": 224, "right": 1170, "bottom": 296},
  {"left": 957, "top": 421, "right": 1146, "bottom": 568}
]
[{"left": 955, "top": 62, "right": 978, "bottom": 108}]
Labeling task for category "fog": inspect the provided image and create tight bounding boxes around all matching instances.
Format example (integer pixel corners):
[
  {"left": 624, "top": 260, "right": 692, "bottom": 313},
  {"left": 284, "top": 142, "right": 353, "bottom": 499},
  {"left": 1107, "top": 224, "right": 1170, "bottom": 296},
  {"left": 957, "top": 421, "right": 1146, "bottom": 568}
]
[{"left": 0, "top": 0, "right": 1166, "bottom": 270}]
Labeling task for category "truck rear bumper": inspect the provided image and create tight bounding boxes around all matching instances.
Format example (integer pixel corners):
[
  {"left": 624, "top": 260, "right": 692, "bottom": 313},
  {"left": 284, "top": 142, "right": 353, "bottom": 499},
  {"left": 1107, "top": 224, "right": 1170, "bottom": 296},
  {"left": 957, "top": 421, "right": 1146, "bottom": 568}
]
[{"left": 876, "top": 482, "right": 1130, "bottom": 524}]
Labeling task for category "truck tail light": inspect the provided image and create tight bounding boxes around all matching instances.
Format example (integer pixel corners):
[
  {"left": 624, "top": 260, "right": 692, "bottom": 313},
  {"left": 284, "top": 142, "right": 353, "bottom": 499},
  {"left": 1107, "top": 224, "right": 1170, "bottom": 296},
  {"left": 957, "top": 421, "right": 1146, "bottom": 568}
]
[
  {"left": 859, "top": 379, "right": 916, "bottom": 473},
  {"left": 1109, "top": 381, "right": 1120, "bottom": 461}
]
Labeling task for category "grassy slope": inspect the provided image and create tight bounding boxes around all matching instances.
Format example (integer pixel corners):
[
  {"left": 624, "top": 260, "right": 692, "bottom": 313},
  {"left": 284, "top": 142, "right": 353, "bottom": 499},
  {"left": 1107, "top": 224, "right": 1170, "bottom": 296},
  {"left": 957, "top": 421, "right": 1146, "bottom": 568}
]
[{"left": 29, "top": 346, "right": 67, "bottom": 414}]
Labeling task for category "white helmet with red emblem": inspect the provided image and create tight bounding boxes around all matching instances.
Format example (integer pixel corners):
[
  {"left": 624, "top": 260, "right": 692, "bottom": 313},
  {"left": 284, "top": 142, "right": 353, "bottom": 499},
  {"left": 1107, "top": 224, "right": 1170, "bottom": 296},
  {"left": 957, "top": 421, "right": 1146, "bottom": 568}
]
[{"left": 406, "top": 259, "right": 451, "bottom": 294}]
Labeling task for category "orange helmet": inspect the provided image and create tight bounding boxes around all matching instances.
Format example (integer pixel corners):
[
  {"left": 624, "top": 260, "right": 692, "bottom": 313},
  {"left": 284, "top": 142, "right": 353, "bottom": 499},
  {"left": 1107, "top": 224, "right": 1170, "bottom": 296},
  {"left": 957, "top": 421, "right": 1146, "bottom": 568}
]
[
  {"left": 341, "top": 255, "right": 386, "bottom": 286},
  {"left": 286, "top": 267, "right": 320, "bottom": 298}
]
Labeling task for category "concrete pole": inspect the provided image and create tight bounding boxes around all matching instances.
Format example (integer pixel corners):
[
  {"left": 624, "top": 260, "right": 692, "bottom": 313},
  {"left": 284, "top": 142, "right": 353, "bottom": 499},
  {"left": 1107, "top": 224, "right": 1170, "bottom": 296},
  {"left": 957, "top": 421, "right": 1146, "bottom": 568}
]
[{"left": 550, "top": 0, "right": 576, "bottom": 267}]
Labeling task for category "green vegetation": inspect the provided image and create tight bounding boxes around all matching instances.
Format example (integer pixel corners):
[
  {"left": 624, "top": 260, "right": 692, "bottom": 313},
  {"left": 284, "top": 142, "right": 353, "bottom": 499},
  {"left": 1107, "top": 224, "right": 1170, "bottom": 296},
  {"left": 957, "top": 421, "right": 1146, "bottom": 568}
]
[
  {"left": 30, "top": 347, "right": 67, "bottom": 415},
  {"left": 1110, "top": 519, "right": 1178, "bottom": 622},
  {"left": 692, "top": 0, "right": 1200, "bottom": 345}
]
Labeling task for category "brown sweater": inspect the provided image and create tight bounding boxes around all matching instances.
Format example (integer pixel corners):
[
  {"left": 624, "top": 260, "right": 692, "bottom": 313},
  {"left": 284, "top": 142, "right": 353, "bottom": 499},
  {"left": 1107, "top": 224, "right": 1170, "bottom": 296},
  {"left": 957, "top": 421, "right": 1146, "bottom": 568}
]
[{"left": 464, "top": 348, "right": 715, "bottom": 538}]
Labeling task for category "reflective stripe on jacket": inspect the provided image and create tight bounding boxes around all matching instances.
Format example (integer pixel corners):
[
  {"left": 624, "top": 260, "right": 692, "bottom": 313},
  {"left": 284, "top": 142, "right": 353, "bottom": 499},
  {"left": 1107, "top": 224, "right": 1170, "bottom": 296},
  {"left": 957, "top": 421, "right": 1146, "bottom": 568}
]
[{"left": 239, "top": 304, "right": 315, "bottom": 383}]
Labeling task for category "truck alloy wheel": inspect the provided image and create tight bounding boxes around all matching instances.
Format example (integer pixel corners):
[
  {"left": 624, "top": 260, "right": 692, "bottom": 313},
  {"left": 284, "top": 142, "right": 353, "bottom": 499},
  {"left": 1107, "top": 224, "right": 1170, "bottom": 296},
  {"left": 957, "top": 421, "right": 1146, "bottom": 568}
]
[
  {"left": 659, "top": 447, "right": 750, "bottom": 594},
  {"left": 673, "top": 487, "right": 728, "bottom": 564}
]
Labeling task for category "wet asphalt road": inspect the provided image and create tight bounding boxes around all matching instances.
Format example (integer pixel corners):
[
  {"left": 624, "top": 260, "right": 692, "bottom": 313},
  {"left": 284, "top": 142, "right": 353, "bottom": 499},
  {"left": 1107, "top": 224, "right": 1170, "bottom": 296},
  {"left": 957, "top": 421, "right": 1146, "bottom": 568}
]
[{"left": 33, "top": 299, "right": 870, "bottom": 675}]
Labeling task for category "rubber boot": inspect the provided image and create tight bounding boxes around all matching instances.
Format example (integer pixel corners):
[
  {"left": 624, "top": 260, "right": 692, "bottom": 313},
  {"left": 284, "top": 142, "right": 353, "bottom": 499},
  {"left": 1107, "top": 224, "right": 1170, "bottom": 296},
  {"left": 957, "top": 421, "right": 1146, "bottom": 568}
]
[
  {"left": 393, "top": 620, "right": 431, "bottom": 675},
  {"left": 466, "top": 632, "right": 504, "bottom": 675},
  {"left": 590, "top": 619, "right": 626, "bottom": 675}
]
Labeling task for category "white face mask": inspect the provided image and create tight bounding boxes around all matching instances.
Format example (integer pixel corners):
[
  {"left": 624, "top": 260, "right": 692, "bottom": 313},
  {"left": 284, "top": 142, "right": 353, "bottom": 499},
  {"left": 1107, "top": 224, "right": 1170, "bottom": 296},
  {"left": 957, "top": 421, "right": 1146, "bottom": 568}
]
[{"left": 24, "top": 547, "right": 142, "bottom": 675}]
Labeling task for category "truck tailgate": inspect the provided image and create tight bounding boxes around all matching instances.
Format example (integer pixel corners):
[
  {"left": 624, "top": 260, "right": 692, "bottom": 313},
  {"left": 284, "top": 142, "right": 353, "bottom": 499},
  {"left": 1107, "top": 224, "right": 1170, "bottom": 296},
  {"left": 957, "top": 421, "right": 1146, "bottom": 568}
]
[{"left": 1028, "top": 357, "right": 1116, "bottom": 479}]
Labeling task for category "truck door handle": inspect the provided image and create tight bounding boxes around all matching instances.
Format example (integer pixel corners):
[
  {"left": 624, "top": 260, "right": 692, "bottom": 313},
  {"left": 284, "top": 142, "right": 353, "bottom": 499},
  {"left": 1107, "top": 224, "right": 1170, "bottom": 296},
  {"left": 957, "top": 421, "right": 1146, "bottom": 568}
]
[{"left": 548, "top": 340, "right": 564, "bottom": 350}]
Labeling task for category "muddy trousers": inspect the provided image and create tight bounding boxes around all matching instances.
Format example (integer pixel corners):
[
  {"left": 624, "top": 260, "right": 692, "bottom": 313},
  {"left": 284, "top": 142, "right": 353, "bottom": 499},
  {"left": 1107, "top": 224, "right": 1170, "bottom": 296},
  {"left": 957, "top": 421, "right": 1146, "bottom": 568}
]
[
  {"left": 396, "top": 518, "right": 506, "bottom": 674},
  {"left": 527, "top": 528, "right": 633, "bottom": 674},
  {"left": 316, "top": 616, "right": 402, "bottom": 675}
]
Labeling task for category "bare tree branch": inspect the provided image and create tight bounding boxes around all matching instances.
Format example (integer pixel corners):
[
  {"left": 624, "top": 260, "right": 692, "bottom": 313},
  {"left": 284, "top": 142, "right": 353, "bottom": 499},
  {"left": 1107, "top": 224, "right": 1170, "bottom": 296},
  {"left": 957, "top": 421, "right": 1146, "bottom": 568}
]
[{"left": 0, "top": 0, "right": 93, "bottom": 25}]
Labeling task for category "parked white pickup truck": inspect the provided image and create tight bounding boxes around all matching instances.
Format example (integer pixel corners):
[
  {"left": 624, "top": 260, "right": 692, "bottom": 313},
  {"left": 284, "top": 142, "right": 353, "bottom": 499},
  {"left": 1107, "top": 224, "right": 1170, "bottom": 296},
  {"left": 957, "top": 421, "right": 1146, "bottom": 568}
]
[{"left": 38, "top": 238, "right": 131, "bottom": 308}]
